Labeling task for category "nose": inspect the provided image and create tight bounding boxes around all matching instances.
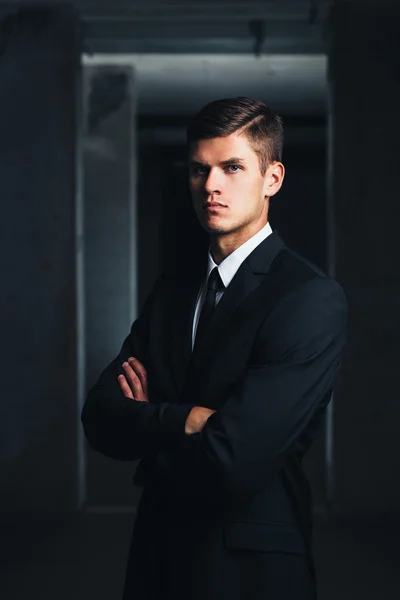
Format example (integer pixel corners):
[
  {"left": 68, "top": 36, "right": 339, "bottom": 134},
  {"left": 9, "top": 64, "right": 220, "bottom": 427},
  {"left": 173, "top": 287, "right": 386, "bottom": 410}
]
[{"left": 204, "top": 168, "right": 222, "bottom": 195}]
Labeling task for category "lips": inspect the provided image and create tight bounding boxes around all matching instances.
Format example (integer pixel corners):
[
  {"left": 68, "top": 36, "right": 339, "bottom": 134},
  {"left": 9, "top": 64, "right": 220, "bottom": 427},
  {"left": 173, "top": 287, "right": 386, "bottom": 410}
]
[{"left": 203, "top": 203, "right": 225, "bottom": 209}]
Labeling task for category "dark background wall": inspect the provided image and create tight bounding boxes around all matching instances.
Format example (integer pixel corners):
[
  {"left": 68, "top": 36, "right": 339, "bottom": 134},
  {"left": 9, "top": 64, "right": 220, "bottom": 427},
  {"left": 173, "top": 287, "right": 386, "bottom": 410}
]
[
  {"left": 0, "top": 6, "right": 79, "bottom": 516},
  {"left": 329, "top": 0, "right": 400, "bottom": 516}
]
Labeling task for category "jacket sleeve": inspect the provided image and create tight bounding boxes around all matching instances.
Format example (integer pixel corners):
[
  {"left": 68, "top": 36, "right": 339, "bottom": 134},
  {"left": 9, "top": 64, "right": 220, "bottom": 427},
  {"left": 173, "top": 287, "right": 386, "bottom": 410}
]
[
  {"left": 81, "top": 275, "right": 198, "bottom": 461},
  {"left": 134, "top": 276, "right": 347, "bottom": 504}
]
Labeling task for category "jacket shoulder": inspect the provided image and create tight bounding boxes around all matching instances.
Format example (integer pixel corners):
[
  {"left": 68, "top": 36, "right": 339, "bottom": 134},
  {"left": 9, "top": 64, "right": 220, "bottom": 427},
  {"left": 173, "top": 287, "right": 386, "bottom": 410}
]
[
  {"left": 272, "top": 245, "right": 344, "bottom": 293},
  {"left": 262, "top": 245, "right": 347, "bottom": 319}
]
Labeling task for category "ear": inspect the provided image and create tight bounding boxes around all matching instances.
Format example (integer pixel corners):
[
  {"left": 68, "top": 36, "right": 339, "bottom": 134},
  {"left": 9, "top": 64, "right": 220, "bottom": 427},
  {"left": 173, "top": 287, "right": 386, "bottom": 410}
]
[{"left": 263, "top": 162, "right": 285, "bottom": 198}]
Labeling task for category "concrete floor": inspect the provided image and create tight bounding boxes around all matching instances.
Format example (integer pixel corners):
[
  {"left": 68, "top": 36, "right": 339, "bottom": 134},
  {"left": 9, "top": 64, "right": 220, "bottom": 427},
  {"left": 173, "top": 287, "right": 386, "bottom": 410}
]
[{"left": 1, "top": 513, "right": 399, "bottom": 599}]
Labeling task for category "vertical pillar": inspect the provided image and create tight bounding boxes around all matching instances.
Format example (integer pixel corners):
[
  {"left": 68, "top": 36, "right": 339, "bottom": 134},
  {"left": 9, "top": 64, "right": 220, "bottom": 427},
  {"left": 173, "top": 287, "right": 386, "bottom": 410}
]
[
  {"left": 328, "top": 0, "right": 400, "bottom": 514},
  {"left": 0, "top": 5, "right": 81, "bottom": 514},
  {"left": 83, "top": 63, "right": 139, "bottom": 507}
]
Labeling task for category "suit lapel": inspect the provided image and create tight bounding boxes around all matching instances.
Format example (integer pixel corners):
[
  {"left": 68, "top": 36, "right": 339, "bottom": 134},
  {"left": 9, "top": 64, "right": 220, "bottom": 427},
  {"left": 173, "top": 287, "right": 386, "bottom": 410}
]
[
  {"left": 168, "top": 274, "right": 202, "bottom": 395},
  {"left": 191, "top": 259, "right": 259, "bottom": 363},
  {"left": 169, "top": 230, "right": 286, "bottom": 397}
]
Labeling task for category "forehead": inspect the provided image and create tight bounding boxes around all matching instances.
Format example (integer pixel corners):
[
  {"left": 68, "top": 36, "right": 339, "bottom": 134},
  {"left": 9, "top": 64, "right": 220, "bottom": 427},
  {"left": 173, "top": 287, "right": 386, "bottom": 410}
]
[{"left": 189, "top": 133, "right": 257, "bottom": 163}]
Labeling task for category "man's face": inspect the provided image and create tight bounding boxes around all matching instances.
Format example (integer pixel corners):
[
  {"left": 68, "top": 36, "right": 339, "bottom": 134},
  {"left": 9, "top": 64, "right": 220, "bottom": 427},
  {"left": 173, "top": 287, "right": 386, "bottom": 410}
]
[{"left": 189, "top": 132, "right": 273, "bottom": 237}]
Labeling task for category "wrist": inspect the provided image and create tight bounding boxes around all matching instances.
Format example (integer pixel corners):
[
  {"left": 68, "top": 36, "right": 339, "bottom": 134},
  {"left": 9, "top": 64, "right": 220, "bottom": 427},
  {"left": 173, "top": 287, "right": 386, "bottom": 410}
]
[{"left": 185, "top": 406, "right": 204, "bottom": 434}]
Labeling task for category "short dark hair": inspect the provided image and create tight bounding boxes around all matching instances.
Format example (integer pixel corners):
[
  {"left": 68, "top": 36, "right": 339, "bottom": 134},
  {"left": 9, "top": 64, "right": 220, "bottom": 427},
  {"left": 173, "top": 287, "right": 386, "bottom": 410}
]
[{"left": 186, "top": 97, "right": 284, "bottom": 176}]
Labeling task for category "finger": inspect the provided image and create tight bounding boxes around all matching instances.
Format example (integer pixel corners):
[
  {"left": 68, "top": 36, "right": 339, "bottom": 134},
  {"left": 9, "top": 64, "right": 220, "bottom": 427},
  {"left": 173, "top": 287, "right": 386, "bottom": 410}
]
[
  {"left": 118, "top": 374, "right": 134, "bottom": 399},
  {"left": 118, "top": 373, "right": 148, "bottom": 402},
  {"left": 122, "top": 362, "right": 144, "bottom": 400},
  {"left": 128, "top": 357, "right": 148, "bottom": 396},
  {"left": 128, "top": 357, "right": 148, "bottom": 394}
]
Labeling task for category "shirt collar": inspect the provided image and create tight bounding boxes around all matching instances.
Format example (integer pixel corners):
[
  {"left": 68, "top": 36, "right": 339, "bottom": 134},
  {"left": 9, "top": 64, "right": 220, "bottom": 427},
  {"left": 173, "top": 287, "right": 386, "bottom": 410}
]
[{"left": 206, "top": 221, "right": 273, "bottom": 288}]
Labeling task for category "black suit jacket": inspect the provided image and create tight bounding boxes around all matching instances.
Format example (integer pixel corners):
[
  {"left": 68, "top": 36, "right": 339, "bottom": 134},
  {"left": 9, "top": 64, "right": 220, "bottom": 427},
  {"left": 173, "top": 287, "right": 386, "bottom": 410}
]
[{"left": 81, "top": 230, "right": 347, "bottom": 600}]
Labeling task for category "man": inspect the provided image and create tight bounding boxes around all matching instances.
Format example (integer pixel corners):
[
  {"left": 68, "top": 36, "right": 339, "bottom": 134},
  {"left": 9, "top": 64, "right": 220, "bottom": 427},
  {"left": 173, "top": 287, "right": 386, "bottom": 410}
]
[{"left": 81, "top": 97, "right": 347, "bottom": 600}]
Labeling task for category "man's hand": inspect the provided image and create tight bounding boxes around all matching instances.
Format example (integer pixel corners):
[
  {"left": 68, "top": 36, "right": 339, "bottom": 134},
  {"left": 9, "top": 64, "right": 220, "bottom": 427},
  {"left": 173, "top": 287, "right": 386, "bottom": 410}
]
[
  {"left": 117, "top": 357, "right": 217, "bottom": 432},
  {"left": 185, "top": 406, "right": 217, "bottom": 434},
  {"left": 118, "top": 357, "right": 149, "bottom": 402}
]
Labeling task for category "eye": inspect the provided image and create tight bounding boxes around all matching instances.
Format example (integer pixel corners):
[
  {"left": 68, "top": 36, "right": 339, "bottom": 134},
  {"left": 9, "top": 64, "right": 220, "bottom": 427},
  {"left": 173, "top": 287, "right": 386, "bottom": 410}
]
[
  {"left": 190, "top": 165, "right": 208, "bottom": 176},
  {"left": 225, "top": 164, "right": 241, "bottom": 173}
]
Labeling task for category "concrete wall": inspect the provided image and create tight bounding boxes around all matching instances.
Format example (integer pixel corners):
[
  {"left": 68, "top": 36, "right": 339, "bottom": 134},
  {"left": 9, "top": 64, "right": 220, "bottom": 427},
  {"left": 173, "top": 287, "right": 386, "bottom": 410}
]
[
  {"left": 329, "top": 0, "right": 400, "bottom": 515},
  {"left": 83, "top": 65, "right": 141, "bottom": 507},
  {"left": 0, "top": 6, "right": 80, "bottom": 514}
]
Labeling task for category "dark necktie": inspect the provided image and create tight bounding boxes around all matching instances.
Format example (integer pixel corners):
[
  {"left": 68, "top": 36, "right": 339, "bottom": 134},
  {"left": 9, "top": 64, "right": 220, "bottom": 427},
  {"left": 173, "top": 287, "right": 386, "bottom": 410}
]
[{"left": 194, "top": 267, "right": 224, "bottom": 351}]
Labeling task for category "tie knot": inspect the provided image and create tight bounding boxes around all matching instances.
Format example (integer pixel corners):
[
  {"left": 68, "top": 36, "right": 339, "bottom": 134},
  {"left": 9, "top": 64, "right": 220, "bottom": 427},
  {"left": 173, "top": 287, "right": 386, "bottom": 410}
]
[{"left": 207, "top": 267, "right": 224, "bottom": 292}]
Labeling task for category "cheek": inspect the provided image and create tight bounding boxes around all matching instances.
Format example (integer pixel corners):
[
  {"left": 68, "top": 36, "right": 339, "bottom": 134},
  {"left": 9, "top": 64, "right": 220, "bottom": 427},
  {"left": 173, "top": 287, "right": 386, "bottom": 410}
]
[
  {"left": 189, "top": 182, "right": 201, "bottom": 198},
  {"left": 230, "top": 178, "right": 263, "bottom": 208},
  {"left": 228, "top": 176, "right": 253, "bottom": 198},
  {"left": 227, "top": 175, "right": 247, "bottom": 192}
]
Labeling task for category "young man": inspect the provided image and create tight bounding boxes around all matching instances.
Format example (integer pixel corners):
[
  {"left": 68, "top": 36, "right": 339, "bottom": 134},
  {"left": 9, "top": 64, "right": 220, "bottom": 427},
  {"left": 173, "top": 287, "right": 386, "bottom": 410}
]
[{"left": 81, "top": 97, "right": 347, "bottom": 600}]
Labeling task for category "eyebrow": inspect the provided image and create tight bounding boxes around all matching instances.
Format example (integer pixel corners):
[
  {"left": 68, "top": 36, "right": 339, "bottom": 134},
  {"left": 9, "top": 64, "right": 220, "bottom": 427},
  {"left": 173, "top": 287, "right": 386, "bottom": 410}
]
[{"left": 189, "top": 157, "right": 247, "bottom": 167}]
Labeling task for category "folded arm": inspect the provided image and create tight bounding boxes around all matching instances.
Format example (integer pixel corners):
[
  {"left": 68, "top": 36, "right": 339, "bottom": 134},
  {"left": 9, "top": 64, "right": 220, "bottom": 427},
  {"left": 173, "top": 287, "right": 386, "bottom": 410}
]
[
  {"left": 134, "top": 277, "right": 347, "bottom": 504},
  {"left": 81, "top": 276, "right": 199, "bottom": 461}
]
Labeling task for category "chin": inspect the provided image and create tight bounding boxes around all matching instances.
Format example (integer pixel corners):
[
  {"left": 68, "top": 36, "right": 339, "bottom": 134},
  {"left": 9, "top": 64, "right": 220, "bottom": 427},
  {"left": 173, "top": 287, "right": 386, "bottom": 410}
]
[
  {"left": 200, "top": 216, "right": 227, "bottom": 230},
  {"left": 204, "top": 224, "right": 234, "bottom": 236}
]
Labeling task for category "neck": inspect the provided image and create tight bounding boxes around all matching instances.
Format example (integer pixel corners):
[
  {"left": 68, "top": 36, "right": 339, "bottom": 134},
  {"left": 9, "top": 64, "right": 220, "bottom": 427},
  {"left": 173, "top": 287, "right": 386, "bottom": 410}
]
[{"left": 210, "top": 220, "right": 268, "bottom": 265}]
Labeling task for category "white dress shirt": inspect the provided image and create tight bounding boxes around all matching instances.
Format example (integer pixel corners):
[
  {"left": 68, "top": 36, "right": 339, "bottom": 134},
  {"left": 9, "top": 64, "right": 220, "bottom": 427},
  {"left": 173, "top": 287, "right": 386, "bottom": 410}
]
[{"left": 192, "top": 221, "right": 273, "bottom": 350}]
